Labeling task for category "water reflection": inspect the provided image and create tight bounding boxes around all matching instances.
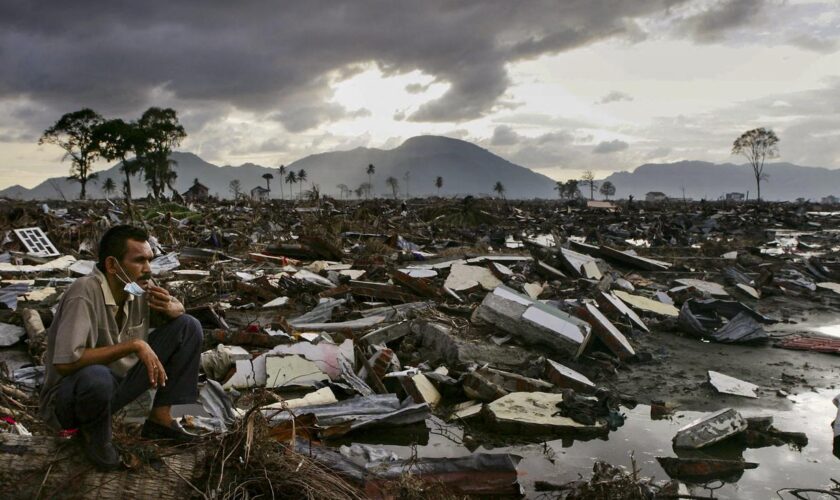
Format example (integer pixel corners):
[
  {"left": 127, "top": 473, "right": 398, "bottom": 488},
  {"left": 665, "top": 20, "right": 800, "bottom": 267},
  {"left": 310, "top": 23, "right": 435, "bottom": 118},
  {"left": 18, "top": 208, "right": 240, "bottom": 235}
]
[{"left": 343, "top": 389, "right": 840, "bottom": 498}]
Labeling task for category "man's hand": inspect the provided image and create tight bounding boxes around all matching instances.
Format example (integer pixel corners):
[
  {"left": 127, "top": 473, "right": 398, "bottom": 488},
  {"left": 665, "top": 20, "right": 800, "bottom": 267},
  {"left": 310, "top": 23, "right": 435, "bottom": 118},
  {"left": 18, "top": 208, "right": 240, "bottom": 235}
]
[
  {"left": 147, "top": 285, "right": 185, "bottom": 319},
  {"left": 133, "top": 339, "right": 167, "bottom": 388}
]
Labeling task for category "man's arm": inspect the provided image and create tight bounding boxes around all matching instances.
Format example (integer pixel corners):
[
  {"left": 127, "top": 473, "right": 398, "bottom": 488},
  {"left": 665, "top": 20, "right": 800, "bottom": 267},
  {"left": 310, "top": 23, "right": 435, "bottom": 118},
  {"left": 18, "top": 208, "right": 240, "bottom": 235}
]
[{"left": 54, "top": 339, "right": 167, "bottom": 387}]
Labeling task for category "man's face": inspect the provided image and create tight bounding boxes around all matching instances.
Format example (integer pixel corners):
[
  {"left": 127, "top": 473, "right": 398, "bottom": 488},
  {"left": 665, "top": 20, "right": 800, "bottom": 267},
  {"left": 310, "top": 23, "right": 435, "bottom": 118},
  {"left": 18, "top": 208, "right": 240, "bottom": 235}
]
[{"left": 114, "top": 239, "right": 154, "bottom": 288}]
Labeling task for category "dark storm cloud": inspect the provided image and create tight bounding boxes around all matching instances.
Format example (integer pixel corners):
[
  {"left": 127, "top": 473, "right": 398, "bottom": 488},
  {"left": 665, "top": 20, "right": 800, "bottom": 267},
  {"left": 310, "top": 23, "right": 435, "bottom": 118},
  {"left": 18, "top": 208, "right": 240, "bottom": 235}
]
[
  {"left": 593, "top": 139, "right": 630, "bottom": 154},
  {"left": 678, "top": 0, "right": 766, "bottom": 42},
  {"left": 0, "top": 0, "right": 690, "bottom": 133}
]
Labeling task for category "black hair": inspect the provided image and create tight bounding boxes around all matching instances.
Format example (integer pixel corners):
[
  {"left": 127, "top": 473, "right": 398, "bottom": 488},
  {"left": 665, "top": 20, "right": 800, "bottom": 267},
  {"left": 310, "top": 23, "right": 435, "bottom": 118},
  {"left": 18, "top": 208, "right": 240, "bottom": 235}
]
[{"left": 96, "top": 225, "right": 149, "bottom": 272}]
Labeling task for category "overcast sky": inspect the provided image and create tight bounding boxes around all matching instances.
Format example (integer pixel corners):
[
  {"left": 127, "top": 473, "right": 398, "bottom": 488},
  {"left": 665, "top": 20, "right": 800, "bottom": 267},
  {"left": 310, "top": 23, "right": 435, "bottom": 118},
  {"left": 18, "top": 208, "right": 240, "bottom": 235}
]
[{"left": 1, "top": 0, "right": 838, "bottom": 188}]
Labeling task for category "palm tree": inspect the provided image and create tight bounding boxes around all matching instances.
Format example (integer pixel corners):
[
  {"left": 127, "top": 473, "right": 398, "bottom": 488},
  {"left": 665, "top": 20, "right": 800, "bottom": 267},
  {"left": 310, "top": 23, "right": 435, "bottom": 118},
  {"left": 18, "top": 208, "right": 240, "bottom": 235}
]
[
  {"left": 102, "top": 178, "right": 116, "bottom": 199},
  {"left": 285, "top": 170, "right": 298, "bottom": 199},
  {"left": 277, "top": 164, "right": 286, "bottom": 200},
  {"left": 386, "top": 176, "right": 399, "bottom": 199},
  {"left": 435, "top": 176, "right": 443, "bottom": 197},
  {"left": 262, "top": 173, "right": 274, "bottom": 193},
  {"left": 297, "top": 169, "right": 307, "bottom": 197},
  {"left": 366, "top": 164, "right": 375, "bottom": 198},
  {"left": 493, "top": 181, "right": 506, "bottom": 199}
]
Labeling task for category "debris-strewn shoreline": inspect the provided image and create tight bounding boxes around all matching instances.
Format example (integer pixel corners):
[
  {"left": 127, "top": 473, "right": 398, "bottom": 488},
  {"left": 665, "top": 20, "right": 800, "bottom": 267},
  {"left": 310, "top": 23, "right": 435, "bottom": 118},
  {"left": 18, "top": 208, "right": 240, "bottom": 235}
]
[{"left": 1, "top": 196, "right": 839, "bottom": 498}]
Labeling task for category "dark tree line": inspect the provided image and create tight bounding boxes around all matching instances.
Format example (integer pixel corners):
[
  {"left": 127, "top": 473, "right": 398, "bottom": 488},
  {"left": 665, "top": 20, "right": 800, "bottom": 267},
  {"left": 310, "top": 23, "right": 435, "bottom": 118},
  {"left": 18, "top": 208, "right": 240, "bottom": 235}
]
[{"left": 39, "top": 107, "right": 186, "bottom": 201}]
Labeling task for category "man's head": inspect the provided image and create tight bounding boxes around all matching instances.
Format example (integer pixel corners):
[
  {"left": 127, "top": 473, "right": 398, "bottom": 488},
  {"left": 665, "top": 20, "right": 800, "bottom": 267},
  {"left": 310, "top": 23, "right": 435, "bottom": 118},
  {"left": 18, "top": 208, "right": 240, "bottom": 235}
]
[{"left": 97, "top": 225, "right": 153, "bottom": 286}]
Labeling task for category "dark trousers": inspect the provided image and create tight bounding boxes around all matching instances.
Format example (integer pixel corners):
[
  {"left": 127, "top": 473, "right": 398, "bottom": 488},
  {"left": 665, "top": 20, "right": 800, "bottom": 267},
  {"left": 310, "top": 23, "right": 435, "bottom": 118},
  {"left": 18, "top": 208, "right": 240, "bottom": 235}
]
[{"left": 54, "top": 314, "right": 203, "bottom": 443}]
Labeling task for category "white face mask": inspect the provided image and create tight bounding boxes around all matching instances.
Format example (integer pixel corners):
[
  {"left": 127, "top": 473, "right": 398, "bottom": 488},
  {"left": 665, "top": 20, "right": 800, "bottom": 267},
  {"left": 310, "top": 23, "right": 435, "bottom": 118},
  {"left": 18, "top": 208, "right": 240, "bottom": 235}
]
[{"left": 113, "top": 260, "right": 146, "bottom": 297}]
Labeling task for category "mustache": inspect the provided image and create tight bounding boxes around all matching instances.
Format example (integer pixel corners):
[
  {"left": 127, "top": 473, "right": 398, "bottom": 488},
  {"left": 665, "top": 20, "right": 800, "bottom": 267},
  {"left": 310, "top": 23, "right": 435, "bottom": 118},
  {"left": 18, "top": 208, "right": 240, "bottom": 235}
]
[{"left": 136, "top": 273, "right": 152, "bottom": 281}]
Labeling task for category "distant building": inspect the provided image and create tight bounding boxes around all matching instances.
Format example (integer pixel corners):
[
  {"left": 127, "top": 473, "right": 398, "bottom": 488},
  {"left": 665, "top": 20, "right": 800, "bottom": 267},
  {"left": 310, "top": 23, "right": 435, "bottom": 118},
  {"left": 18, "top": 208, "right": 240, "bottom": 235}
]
[
  {"left": 182, "top": 182, "right": 209, "bottom": 202},
  {"left": 645, "top": 191, "right": 667, "bottom": 202},
  {"left": 250, "top": 186, "right": 270, "bottom": 201},
  {"left": 725, "top": 192, "right": 745, "bottom": 202},
  {"left": 822, "top": 195, "right": 839, "bottom": 204}
]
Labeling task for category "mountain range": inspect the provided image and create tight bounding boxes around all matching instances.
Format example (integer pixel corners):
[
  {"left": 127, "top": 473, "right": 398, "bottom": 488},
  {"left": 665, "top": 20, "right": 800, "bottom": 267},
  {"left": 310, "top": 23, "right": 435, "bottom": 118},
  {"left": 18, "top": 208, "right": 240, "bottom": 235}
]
[{"left": 0, "top": 136, "right": 838, "bottom": 201}]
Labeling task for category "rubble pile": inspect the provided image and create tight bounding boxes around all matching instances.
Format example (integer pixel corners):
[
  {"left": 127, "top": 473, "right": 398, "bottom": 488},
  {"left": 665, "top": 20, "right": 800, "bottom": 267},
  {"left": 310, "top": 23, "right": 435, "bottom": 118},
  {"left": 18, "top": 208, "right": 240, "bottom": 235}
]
[{"left": 1, "top": 197, "right": 840, "bottom": 497}]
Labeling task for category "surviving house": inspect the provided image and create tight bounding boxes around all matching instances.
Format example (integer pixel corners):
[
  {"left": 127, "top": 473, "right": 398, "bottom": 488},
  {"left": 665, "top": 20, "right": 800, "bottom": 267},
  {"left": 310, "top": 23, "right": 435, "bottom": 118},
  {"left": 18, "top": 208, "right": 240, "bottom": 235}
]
[
  {"left": 725, "top": 192, "right": 745, "bottom": 202},
  {"left": 250, "top": 186, "right": 270, "bottom": 201},
  {"left": 645, "top": 191, "right": 667, "bottom": 203},
  {"left": 182, "top": 182, "right": 210, "bottom": 202}
]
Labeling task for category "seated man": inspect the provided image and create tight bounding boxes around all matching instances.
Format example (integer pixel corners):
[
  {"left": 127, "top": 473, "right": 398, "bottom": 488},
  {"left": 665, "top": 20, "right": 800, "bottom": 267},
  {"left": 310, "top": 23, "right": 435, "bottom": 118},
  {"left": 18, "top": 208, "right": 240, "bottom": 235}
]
[{"left": 39, "top": 225, "right": 203, "bottom": 470}]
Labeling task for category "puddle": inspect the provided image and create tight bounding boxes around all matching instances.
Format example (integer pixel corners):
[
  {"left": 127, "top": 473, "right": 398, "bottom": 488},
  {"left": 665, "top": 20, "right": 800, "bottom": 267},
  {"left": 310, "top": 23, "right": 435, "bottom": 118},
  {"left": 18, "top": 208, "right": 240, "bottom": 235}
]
[{"left": 342, "top": 390, "right": 840, "bottom": 498}]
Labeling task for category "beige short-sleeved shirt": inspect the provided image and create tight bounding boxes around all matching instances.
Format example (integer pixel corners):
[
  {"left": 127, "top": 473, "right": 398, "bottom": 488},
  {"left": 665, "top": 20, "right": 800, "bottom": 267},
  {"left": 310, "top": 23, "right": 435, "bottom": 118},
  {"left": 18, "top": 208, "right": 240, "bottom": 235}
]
[{"left": 39, "top": 267, "right": 149, "bottom": 429}]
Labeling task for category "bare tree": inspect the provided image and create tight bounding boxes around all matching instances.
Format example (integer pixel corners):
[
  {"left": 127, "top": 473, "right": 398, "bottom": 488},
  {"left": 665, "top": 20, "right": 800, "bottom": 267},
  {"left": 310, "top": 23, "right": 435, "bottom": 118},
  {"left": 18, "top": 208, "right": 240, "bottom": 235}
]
[
  {"left": 732, "top": 127, "right": 779, "bottom": 202},
  {"left": 336, "top": 183, "right": 349, "bottom": 199},
  {"left": 581, "top": 170, "right": 598, "bottom": 201}
]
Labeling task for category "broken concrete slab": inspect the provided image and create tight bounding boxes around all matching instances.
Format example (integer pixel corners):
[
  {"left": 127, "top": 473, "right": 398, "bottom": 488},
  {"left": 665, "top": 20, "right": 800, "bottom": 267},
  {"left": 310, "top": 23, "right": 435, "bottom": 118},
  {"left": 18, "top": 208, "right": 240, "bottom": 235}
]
[
  {"left": 448, "top": 401, "right": 483, "bottom": 421},
  {"left": 708, "top": 370, "right": 759, "bottom": 398},
  {"left": 736, "top": 283, "right": 761, "bottom": 299},
  {"left": 673, "top": 408, "right": 747, "bottom": 449},
  {"left": 360, "top": 321, "right": 411, "bottom": 346},
  {"left": 578, "top": 302, "right": 636, "bottom": 360},
  {"left": 475, "top": 286, "right": 590, "bottom": 357},
  {"left": 544, "top": 359, "right": 596, "bottom": 393},
  {"left": 673, "top": 279, "right": 729, "bottom": 297},
  {"left": 486, "top": 392, "right": 606, "bottom": 434},
  {"left": 613, "top": 290, "right": 679, "bottom": 317},
  {"left": 559, "top": 247, "right": 602, "bottom": 279},
  {"left": 398, "top": 268, "right": 438, "bottom": 279},
  {"left": 261, "top": 296, "right": 289, "bottom": 308},
  {"left": 265, "top": 355, "right": 329, "bottom": 388},
  {"left": 599, "top": 246, "right": 672, "bottom": 271},
  {"left": 596, "top": 291, "right": 649, "bottom": 333},
  {"left": 817, "top": 282, "right": 840, "bottom": 295},
  {"left": 290, "top": 315, "right": 387, "bottom": 332},
  {"left": 523, "top": 282, "right": 544, "bottom": 299},
  {"left": 444, "top": 263, "right": 502, "bottom": 292},
  {"left": 0, "top": 255, "right": 76, "bottom": 274},
  {"left": 474, "top": 366, "right": 553, "bottom": 393},
  {"left": 401, "top": 373, "right": 442, "bottom": 407},
  {"left": 267, "top": 339, "right": 355, "bottom": 380},
  {"left": 68, "top": 259, "right": 95, "bottom": 276},
  {"left": 262, "top": 387, "right": 339, "bottom": 411},
  {"left": 410, "top": 320, "right": 534, "bottom": 371}
]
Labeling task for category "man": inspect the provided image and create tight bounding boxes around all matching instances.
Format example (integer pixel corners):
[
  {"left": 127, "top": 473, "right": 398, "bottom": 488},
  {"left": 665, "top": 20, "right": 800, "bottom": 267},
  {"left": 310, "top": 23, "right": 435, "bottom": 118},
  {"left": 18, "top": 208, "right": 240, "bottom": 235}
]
[{"left": 40, "top": 225, "right": 203, "bottom": 470}]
